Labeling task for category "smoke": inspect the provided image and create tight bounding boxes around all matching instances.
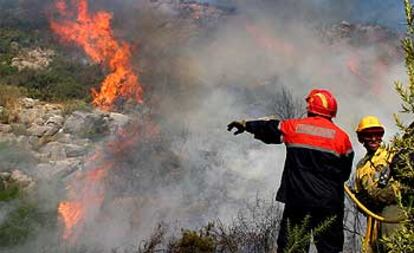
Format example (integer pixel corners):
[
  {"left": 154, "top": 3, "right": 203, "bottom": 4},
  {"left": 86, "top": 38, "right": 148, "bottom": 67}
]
[{"left": 2, "top": 0, "right": 408, "bottom": 252}]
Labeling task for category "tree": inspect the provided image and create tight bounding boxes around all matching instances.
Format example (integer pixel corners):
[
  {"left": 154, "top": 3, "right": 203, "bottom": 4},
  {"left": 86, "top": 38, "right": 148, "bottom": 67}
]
[{"left": 381, "top": 0, "right": 414, "bottom": 251}]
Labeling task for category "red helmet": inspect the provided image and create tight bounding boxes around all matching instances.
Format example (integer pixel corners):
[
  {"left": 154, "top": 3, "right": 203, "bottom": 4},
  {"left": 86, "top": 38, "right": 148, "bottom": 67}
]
[{"left": 306, "top": 89, "right": 337, "bottom": 118}]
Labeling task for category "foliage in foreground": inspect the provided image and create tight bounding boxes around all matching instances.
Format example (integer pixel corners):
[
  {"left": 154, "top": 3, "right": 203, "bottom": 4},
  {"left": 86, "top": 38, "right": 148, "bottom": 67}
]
[
  {"left": 137, "top": 198, "right": 281, "bottom": 253},
  {"left": 381, "top": 0, "right": 414, "bottom": 251},
  {"left": 0, "top": 180, "right": 45, "bottom": 248},
  {"left": 137, "top": 199, "right": 337, "bottom": 253}
]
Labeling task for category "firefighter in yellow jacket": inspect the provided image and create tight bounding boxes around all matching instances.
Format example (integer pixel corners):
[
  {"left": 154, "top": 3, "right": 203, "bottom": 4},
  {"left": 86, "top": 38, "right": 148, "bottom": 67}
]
[{"left": 354, "top": 116, "right": 401, "bottom": 253}]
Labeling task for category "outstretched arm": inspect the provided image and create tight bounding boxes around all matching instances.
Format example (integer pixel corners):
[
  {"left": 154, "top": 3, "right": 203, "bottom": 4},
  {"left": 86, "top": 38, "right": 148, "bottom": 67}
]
[{"left": 227, "top": 118, "right": 282, "bottom": 144}]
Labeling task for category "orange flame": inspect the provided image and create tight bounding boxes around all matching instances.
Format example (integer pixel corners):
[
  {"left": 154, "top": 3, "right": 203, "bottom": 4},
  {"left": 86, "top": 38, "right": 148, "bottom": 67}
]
[
  {"left": 50, "top": 0, "right": 143, "bottom": 110},
  {"left": 58, "top": 166, "right": 108, "bottom": 241},
  {"left": 58, "top": 201, "right": 84, "bottom": 240},
  {"left": 56, "top": 122, "right": 158, "bottom": 241}
]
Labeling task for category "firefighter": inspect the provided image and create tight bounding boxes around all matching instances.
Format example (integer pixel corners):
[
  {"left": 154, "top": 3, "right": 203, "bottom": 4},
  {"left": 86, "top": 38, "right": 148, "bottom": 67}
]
[
  {"left": 354, "top": 116, "right": 402, "bottom": 253},
  {"left": 228, "top": 89, "right": 354, "bottom": 253}
]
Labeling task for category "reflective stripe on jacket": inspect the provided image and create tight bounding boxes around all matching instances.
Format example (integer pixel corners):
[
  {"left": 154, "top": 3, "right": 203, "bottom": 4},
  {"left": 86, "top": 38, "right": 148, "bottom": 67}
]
[{"left": 246, "top": 116, "right": 354, "bottom": 210}]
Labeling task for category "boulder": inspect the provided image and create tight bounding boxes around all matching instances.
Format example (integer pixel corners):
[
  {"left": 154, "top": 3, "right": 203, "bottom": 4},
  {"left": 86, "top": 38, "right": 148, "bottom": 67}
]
[
  {"left": 20, "top": 98, "right": 39, "bottom": 109},
  {"left": 46, "top": 115, "right": 64, "bottom": 128},
  {"left": 108, "top": 112, "right": 131, "bottom": 132},
  {"left": 39, "top": 141, "right": 67, "bottom": 161},
  {"left": 11, "top": 48, "right": 55, "bottom": 71},
  {"left": 27, "top": 124, "right": 50, "bottom": 137},
  {"left": 34, "top": 158, "right": 81, "bottom": 180},
  {"left": 64, "top": 143, "right": 88, "bottom": 158},
  {"left": 0, "top": 123, "right": 12, "bottom": 133},
  {"left": 18, "top": 108, "right": 46, "bottom": 126},
  {"left": 10, "top": 169, "right": 35, "bottom": 190},
  {"left": 63, "top": 110, "right": 110, "bottom": 138}
]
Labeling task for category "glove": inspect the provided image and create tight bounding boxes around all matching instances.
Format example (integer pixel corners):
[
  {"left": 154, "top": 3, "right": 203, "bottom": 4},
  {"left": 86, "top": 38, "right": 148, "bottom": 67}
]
[
  {"left": 376, "top": 165, "right": 391, "bottom": 188},
  {"left": 227, "top": 120, "right": 246, "bottom": 135}
]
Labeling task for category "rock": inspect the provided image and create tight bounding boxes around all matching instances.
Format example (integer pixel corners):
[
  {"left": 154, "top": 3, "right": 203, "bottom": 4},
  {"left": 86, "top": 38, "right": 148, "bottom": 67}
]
[
  {"left": 64, "top": 143, "right": 88, "bottom": 158},
  {"left": 43, "top": 124, "right": 61, "bottom": 137},
  {"left": 46, "top": 115, "right": 64, "bottom": 127},
  {"left": 0, "top": 123, "right": 12, "bottom": 133},
  {"left": 27, "top": 124, "right": 50, "bottom": 137},
  {"left": 0, "top": 172, "right": 11, "bottom": 181},
  {"left": 0, "top": 132, "right": 17, "bottom": 143},
  {"left": 53, "top": 132, "right": 74, "bottom": 144},
  {"left": 10, "top": 169, "right": 35, "bottom": 190},
  {"left": 34, "top": 158, "right": 81, "bottom": 180},
  {"left": 63, "top": 111, "right": 110, "bottom": 138},
  {"left": 108, "top": 112, "right": 131, "bottom": 132},
  {"left": 11, "top": 48, "right": 55, "bottom": 71},
  {"left": 20, "top": 98, "right": 39, "bottom": 109},
  {"left": 10, "top": 123, "right": 28, "bottom": 136},
  {"left": 39, "top": 141, "right": 67, "bottom": 161},
  {"left": 18, "top": 108, "right": 46, "bottom": 126}
]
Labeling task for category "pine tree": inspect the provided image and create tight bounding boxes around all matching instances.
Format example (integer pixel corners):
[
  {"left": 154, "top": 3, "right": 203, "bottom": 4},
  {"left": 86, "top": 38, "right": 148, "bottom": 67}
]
[{"left": 381, "top": 0, "right": 414, "bottom": 251}]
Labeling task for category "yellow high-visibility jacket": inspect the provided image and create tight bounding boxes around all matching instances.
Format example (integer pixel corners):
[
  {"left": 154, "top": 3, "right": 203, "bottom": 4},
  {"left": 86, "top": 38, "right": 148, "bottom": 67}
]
[{"left": 355, "top": 145, "right": 400, "bottom": 212}]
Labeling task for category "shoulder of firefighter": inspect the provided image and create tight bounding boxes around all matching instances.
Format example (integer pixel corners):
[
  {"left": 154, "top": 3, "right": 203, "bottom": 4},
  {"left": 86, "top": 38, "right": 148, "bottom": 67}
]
[
  {"left": 245, "top": 116, "right": 353, "bottom": 155},
  {"left": 355, "top": 145, "right": 401, "bottom": 209}
]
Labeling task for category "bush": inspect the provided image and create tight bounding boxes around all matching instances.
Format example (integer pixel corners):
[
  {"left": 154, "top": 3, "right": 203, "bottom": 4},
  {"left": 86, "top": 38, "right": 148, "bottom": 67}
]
[
  {"left": 0, "top": 84, "right": 26, "bottom": 108},
  {"left": 4, "top": 58, "right": 103, "bottom": 103},
  {"left": 0, "top": 84, "right": 27, "bottom": 123},
  {"left": 0, "top": 24, "right": 103, "bottom": 104},
  {"left": 0, "top": 202, "right": 42, "bottom": 247},
  {"left": 137, "top": 198, "right": 283, "bottom": 253},
  {"left": 383, "top": 0, "right": 414, "bottom": 250},
  {"left": 169, "top": 224, "right": 216, "bottom": 253},
  {"left": 0, "top": 179, "right": 39, "bottom": 248}
]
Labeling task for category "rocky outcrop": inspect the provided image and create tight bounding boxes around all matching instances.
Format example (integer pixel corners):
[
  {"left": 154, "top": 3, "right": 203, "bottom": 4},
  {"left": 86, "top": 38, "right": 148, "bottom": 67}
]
[
  {"left": 11, "top": 47, "right": 55, "bottom": 71},
  {"left": 0, "top": 169, "right": 35, "bottom": 192},
  {"left": 0, "top": 97, "right": 132, "bottom": 181},
  {"left": 149, "top": 0, "right": 232, "bottom": 25},
  {"left": 319, "top": 21, "right": 401, "bottom": 48}
]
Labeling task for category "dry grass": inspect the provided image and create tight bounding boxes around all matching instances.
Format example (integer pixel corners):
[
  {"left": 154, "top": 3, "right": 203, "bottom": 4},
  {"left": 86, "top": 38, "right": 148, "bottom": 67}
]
[
  {"left": 0, "top": 84, "right": 27, "bottom": 123},
  {"left": 61, "top": 99, "right": 92, "bottom": 116}
]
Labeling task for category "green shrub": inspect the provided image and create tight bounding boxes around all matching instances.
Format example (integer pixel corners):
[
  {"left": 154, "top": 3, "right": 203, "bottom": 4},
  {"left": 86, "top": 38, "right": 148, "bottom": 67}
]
[
  {"left": 0, "top": 202, "right": 42, "bottom": 247},
  {"left": 383, "top": 0, "right": 414, "bottom": 250},
  {"left": 169, "top": 224, "right": 216, "bottom": 253},
  {"left": 61, "top": 99, "right": 92, "bottom": 116},
  {"left": 2, "top": 57, "right": 103, "bottom": 103},
  {"left": 0, "top": 183, "right": 20, "bottom": 202},
  {"left": 0, "top": 84, "right": 26, "bottom": 107}
]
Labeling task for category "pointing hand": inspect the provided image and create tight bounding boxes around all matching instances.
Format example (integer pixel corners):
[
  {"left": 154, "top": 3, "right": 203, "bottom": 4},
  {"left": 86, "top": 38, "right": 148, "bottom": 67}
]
[{"left": 227, "top": 121, "right": 246, "bottom": 135}]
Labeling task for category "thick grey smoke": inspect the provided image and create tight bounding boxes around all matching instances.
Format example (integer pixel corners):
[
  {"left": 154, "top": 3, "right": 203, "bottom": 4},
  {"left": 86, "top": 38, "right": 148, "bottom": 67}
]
[{"left": 4, "top": 0, "right": 407, "bottom": 252}]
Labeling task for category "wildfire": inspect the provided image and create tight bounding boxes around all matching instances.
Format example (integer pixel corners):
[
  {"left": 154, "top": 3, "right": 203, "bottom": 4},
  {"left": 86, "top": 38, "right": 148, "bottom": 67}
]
[
  {"left": 50, "top": 0, "right": 143, "bottom": 110},
  {"left": 58, "top": 201, "right": 84, "bottom": 240},
  {"left": 58, "top": 166, "right": 108, "bottom": 241},
  {"left": 50, "top": 1, "right": 147, "bottom": 239}
]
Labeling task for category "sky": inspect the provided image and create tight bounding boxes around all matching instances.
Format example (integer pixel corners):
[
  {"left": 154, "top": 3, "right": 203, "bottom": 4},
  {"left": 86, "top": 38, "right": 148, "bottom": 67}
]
[{"left": 199, "top": 0, "right": 406, "bottom": 30}]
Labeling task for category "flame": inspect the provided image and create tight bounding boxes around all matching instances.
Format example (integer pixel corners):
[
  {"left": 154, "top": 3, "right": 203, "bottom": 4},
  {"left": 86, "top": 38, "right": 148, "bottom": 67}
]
[
  {"left": 58, "top": 201, "right": 84, "bottom": 240},
  {"left": 50, "top": 0, "right": 143, "bottom": 110},
  {"left": 56, "top": 122, "right": 159, "bottom": 241},
  {"left": 57, "top": 167, "right": 108, "bottom": 241}
]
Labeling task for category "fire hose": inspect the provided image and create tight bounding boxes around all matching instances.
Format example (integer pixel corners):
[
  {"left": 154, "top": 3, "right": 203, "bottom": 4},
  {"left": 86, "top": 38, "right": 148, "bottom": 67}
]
[
  {"left": 344, "top": 184, "right": 406, "bottom": 252},
  {"left": 344, "top": 185, "right": 404, "bottom": 223}
]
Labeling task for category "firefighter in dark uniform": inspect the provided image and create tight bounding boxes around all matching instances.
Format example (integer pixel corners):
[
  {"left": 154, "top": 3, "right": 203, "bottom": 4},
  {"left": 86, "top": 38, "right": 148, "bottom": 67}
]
[{"left": 228, "top": 89, "right": 354, "bottom": 253}]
